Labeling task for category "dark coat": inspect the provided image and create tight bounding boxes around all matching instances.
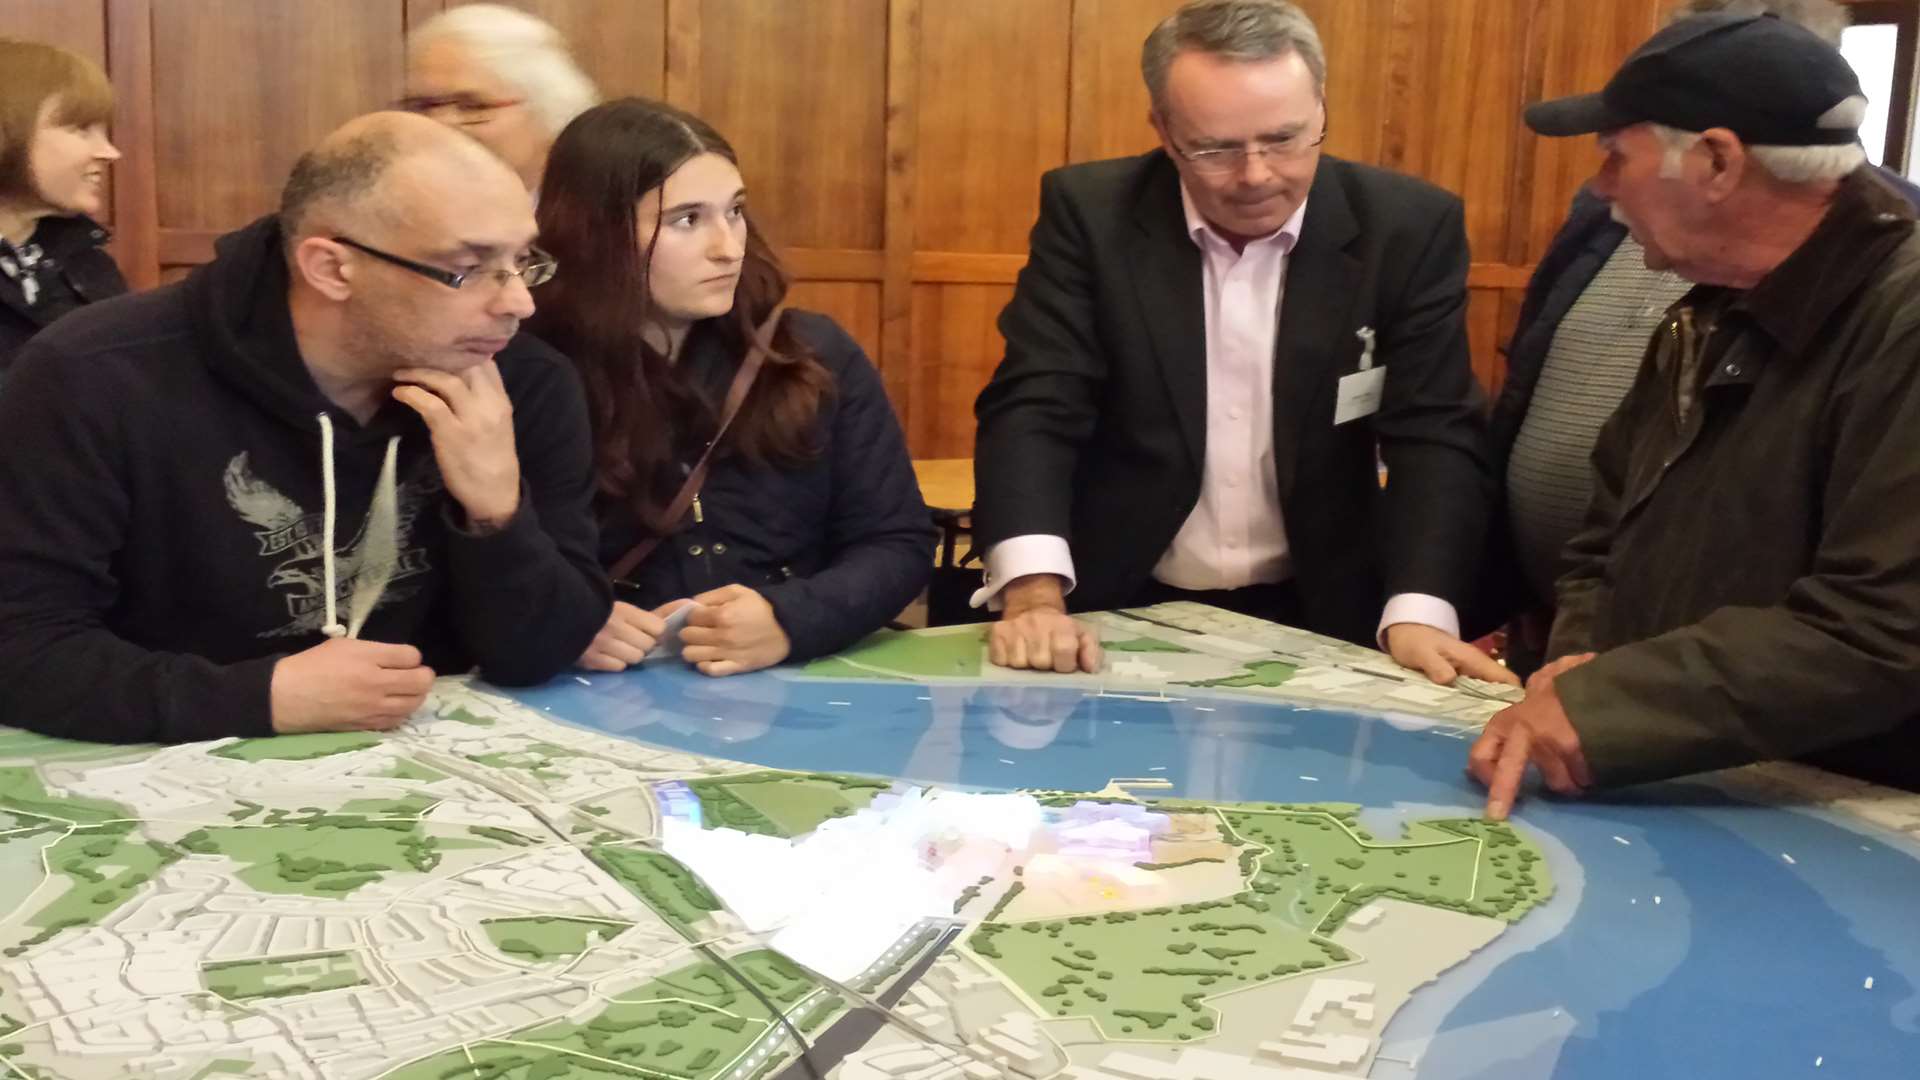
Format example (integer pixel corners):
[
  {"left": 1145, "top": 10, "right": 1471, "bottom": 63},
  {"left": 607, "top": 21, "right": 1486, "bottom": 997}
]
[
  {"left": 0, "top": 214, "right": 128, "bottom": 384},
  {"left": 1481, "top": 166, "right": 1920, "bottom": 629},
  {"left": 0, "top": 216, "right": 611, "bottom": 744},
  {"left": 1549, "top": 169, "right": 1920, "bottom": 791},
  {"left": 973, "top": 151, "right": 1491, "bottom": 646},
  {"left": 598, "top": 311, "right": 935, "bottom": 662}
]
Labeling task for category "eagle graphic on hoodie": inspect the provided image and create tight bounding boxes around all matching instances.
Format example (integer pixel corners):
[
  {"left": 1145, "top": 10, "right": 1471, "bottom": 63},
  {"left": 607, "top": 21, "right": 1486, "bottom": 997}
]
[
  {"left": 0, "top": 214, "right": 612, "bottom": 745},
  {"left": 221, "top": 450, "right": 438, "bottom": 637}
]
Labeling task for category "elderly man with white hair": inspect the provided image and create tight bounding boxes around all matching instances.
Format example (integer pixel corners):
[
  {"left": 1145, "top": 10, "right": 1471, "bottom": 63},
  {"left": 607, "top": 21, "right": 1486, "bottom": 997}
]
[
  {"left": 404, "top": 3, "right": 598, "bottom": 195},
  {"left": 1470, "top": 12, "right": 1920, "bottom": 816},
  {"left": 1479, "top": 0, "right": 1920, "bottom": 680}
]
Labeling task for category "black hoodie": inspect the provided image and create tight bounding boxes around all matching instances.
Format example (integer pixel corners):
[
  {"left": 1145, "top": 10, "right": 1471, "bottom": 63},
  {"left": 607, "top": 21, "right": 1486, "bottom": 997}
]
[
  {"left": 0, "top": 215, "right": 611, "bottom": 743},
  {"left": 0, "top": 214, "right": 128, "bottom": 380}
]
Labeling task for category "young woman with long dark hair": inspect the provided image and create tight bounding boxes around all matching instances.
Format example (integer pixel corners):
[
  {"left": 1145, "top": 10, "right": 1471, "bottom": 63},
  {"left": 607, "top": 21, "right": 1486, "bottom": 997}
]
[{"left": 530, "top": 98, "right": 932, "bottom": 676}]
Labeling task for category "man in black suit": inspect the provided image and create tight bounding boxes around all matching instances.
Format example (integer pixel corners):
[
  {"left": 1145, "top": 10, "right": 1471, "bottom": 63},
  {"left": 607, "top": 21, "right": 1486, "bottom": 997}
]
[{"left": 972, "top": 0, "right": 1505, "bottom": 685}]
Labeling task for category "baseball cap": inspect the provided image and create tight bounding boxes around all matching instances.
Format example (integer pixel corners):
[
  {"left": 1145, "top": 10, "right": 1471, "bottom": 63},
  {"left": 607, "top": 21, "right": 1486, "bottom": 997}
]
[{"left": 1524, "top": 13, "right": 1862, "bottom": 145}]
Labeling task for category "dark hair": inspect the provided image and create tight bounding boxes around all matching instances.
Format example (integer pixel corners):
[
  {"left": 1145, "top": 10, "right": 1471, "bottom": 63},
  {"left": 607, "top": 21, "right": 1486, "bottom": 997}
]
[
  {"left": 278, "top": 129, "right": 398, "bottom": 243},
  {"left": 530, "top": 97, "right": 832, "bottom": 534}
]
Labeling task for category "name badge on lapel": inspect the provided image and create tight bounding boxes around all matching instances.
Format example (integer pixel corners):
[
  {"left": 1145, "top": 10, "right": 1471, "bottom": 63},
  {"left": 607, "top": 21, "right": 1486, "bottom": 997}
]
[{"left": 1334, "top": 326, "right": 1385, "bottom": 425}]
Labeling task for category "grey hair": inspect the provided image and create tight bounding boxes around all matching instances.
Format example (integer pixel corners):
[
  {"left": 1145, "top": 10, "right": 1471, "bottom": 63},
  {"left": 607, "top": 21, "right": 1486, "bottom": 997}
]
[
  {"left": 1675, "top": 0, "right": 1850, "bottom": 47},
  {"left": 409, "top": 3, "right": 599, "bottom": 136},
  {"left": 1651, "top": 99, "right": 1868, "bottom": 184},
  {"left": 1141, "top": 0, "right": 1326, "bottom": 114},
  {"left": 279, "top": 129, "right": 399, "bottom": 245}
]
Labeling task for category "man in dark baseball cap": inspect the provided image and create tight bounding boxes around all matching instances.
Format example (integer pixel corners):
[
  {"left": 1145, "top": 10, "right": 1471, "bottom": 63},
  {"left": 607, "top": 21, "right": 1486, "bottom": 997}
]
[
  {"left": 1470, "top": 14, "right": 1920, "bottom": 818},
  {"left": 1524, "top": 12, "right": 1863, "bottom": 145},
  {"left": 1525, "top": 12, "right": 1869, "bottom": 279}
]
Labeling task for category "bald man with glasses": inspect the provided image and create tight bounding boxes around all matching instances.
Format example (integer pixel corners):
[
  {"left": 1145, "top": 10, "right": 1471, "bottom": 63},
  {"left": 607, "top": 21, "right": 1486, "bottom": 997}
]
[
  {"left": 0, "top": 111, "right": 611, "bottom": 745},
  {"left": 973, "top": 0, "right": 1500, "bottom": 685}
]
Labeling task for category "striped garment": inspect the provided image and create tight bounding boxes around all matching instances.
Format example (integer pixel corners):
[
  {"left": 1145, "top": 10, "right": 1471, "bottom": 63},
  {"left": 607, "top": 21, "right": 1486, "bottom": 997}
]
[
  {"left": 0, "top": 238, "right": 46, "bottom": 307},
  {"left": 1506, "top": 237, "right": 1692, "bottom": 603}
]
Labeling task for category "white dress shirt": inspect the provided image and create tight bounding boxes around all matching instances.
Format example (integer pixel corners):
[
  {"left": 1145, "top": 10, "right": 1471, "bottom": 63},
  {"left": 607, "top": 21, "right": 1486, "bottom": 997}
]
[{"left": 975, "top": 185, "right": 1458, "bottom": 642}]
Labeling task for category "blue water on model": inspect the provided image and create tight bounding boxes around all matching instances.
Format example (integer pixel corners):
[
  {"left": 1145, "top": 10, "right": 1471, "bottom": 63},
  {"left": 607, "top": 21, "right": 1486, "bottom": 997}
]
[{"left": 506, "top": 664, "right": 1920, "bottom": 1079}]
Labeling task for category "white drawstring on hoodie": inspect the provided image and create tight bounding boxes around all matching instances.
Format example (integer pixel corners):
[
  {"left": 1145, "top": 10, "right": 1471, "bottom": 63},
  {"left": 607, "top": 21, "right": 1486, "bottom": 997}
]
[{"left": 316, "top": 412, "right": 403, "bottom": 640}]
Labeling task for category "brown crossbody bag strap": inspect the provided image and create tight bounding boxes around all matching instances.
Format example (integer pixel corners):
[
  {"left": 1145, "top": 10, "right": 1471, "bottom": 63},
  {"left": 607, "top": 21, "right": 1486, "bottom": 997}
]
[{"left": 607, "top": 304, "right": 787, "bottom": 583}]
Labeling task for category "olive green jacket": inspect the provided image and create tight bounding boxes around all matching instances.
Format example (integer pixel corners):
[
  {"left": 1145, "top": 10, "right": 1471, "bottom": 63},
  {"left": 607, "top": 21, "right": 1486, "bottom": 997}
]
[{"left": 1548, "top": 167, "right": 1920, "bottom": 790}]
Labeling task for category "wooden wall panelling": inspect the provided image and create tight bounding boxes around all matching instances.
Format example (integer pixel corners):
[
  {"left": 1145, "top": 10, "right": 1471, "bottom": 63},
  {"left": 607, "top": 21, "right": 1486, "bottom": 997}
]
[
  {"left": 151, "top": 0, "right": 408, "bottom": 254},
  {"left": 663, "top": 0, "right": 701, "bottom": 109},
  {"left": 1380, "top": 0, "right": 1530, "bottom": 258},
  {"left": 1519, "top": 0, "right": 1666, "bottom": 264},
  {"left": 908, "top": 283, "right": 1015, "bottom": 458},
  {"left": 1494, "top": 287, "right": 1529, "bottom": 396},
  {"left": 404, "top": 0, "right": 447, "bottom": 31},
  {"left": 689, "top": 0, "right": 887, "bottom": 253},
  {"left": 106, "top": 0, "right": 158, "bottom": 286},
  {"left": 785, "top": 249, "right": 885, "bottom": 280},
  {"left": 1294, "top": 0, "right": 1399, "bottom": 167},
  {"left": 1498, "top": 0, "right": 1553, "bottom": 268},
  {"left": 911, "top": 252, "right": 1023, "bottom": 284},
  {"left": 786, "top": 281, "right": 884, "bottom": 366},
  {"left": 1465, "top": 287, "right": 1509, "bottom": 397},
  {"left": 914, "top": 0, "right": 1072, "bottom": 254},
  {"left": 451, "top": 0, "right": 667, "bottom": 100},
  {"left": 1066, "top": 0, "right": 1178, "bottom": 164},
  {"left": 881, "top": 0, "right": 924, "bottom": 418},
  {"left": 1376, "top": 0, "right": 1532, "bottom": 391},
  {"left": 907, "top": 0, "right": 1072, "bottom": 456},
  {"left": 0, "top": 1, "right": 108, "bottom": 63}
]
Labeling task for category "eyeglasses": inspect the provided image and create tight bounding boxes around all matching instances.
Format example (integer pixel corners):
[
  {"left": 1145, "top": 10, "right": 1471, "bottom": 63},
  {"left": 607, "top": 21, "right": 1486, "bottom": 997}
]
[
  {"left": 331, "top": 236, "right": 558, "bottom": 290},
  {"left": 395, "top": 94, "right": 523, "bottom": 126},
  {"left": 1171, "top": 120, "right": 1331, "bottom": 175}
]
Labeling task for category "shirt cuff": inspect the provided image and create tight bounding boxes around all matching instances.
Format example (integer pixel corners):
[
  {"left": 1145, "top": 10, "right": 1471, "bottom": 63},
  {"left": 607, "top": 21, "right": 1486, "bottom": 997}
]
[
  {"left": 1377, "top": 592, "right": 1460, "bottom": 648},
  {"left": 970, "top": 535, "right": 1077, "bottom": 611}
]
